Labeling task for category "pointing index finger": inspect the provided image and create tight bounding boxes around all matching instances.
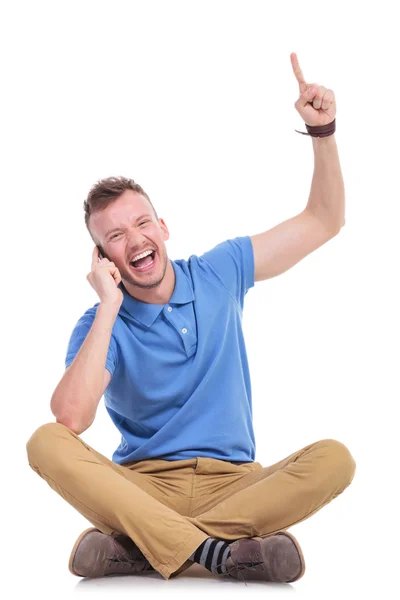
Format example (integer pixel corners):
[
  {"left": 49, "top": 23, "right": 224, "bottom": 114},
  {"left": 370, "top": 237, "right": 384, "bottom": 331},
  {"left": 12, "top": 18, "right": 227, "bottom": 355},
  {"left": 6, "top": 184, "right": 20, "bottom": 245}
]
[
  {"left": 290, "top": 52, "right": 307, "bottom": 93},
  {"left": 92, "top": 245, "right": 100, "bottom": 269}
]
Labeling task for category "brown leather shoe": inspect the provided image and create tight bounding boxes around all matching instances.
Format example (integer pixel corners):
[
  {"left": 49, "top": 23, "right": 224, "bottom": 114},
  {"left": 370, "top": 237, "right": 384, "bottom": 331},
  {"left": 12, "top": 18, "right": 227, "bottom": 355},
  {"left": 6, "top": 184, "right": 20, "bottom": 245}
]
[
  {"left": 69, "top": 528, "right": 156, "bottom": 578},
  {"left": 224, "top": 531, "right": 306, "bottom": 585}
]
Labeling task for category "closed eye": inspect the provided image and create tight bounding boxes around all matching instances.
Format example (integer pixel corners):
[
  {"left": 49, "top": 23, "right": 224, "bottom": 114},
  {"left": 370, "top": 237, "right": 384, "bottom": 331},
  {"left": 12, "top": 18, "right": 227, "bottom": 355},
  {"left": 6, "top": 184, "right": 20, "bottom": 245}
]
[{"left": 110, "top": 221, "right": 150, "bottom": 240}]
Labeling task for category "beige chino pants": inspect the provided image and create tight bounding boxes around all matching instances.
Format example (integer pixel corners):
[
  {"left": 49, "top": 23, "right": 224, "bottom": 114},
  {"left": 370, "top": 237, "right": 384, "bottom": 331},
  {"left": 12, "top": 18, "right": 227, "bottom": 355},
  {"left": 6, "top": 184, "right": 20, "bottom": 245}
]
[{"left": 26, "top": 423, "right": 356, "bottom": 580}]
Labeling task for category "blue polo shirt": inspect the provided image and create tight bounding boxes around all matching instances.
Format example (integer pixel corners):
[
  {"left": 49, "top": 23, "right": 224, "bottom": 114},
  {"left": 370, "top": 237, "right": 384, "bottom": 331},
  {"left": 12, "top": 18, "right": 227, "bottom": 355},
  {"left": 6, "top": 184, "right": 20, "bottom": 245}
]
[{"left": 65, "top": 235, "right": 256, "bottom": 464}]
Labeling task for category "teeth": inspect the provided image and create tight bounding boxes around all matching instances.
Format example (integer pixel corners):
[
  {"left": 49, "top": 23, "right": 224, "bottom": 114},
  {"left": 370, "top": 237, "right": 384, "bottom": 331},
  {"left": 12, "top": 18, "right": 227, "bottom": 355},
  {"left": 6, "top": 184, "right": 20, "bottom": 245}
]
[{"left": 131, "top": 249, "right": 153, "bottom": 263}]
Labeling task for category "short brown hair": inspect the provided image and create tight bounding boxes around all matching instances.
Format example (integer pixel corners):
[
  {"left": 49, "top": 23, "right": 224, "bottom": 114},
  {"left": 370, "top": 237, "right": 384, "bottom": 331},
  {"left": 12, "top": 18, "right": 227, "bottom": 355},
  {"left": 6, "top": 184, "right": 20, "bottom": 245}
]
[{"left": 84, "top": 176, "right": 158, "bottom": 240}]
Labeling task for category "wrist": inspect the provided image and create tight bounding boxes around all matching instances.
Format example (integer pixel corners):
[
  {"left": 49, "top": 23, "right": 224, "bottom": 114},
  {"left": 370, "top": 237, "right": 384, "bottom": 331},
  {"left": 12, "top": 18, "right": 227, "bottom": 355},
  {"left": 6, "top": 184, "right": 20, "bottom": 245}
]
[
  {"left": 295, "top": 118, "right": 336, "bottom": 139},
  {"left": 312, "top": 133, "right": 336, "bottom": 145},
  {"left": 98, "top": 301, "right": 121, "bottom": 319}
]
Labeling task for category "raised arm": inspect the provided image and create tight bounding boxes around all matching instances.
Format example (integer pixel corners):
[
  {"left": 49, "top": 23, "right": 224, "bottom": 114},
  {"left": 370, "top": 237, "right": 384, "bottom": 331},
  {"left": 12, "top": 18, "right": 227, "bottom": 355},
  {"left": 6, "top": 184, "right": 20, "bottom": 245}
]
[{"left": 251, "top": 53, "right": 344, "bottom": 282}]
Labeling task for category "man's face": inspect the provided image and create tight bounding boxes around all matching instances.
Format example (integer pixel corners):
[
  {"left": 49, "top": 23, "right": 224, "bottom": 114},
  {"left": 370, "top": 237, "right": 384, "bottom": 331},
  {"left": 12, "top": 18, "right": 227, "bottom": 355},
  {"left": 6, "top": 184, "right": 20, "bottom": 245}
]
[{"left": 89, "top": 190, "right": 170, "bottom": 291}]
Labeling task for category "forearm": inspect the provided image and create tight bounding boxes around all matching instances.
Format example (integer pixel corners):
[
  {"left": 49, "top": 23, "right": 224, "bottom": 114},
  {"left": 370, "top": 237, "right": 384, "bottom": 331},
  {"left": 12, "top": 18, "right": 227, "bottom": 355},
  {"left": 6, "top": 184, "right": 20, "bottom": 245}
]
[
  {"left": 50, "top": 302, "right": 119, "bottom": 431},
  {"left": 306, "top": 134, "right": 345, "bottom": 233}
]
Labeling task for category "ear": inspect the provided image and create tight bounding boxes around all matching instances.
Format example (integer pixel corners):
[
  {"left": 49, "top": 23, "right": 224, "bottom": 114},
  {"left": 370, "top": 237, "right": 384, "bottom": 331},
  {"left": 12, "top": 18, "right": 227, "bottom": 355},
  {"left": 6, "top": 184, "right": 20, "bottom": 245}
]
[{"left": 159, "top": 218, "right": 170, "bottom": 241}]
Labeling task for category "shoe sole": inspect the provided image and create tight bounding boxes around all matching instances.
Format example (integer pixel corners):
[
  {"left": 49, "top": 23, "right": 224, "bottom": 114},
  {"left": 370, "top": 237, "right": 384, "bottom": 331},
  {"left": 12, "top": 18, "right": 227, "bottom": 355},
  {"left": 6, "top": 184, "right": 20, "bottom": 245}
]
[
  {"left": 69, "top": 527, "right": 101, "bottom": 577},
  {"left": 275, "top": 531, "right": 306, "bottom": 582}
]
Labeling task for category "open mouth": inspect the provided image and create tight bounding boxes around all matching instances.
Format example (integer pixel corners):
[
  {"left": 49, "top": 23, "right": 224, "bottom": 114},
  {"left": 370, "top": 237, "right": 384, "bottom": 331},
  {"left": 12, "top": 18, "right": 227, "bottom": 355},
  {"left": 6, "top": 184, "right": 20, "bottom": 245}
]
[{"left": 130, "top": 250, "right": 156, "bottom": 272}]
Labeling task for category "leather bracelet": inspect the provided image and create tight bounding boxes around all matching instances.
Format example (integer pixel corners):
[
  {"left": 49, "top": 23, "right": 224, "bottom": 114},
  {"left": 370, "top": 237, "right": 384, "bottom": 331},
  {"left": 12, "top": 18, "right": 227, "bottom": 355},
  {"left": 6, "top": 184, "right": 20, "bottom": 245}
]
[{"left": 295, "top": 118, "right": 336, "bottom": 138}]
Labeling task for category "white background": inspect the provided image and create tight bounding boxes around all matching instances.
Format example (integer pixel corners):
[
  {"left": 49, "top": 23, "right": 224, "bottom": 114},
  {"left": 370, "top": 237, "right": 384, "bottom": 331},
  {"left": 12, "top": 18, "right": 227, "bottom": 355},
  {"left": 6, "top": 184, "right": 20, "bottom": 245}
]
[{"left": 3, "top": 0, "right": 399, "bottom": 598}]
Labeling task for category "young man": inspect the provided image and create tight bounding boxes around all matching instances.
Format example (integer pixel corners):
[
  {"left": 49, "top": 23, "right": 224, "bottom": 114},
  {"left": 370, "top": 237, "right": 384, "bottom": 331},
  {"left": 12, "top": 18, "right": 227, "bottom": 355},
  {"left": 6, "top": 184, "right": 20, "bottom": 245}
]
[{"left": 26, "top": 58, "right": 356, "bottom": 584}]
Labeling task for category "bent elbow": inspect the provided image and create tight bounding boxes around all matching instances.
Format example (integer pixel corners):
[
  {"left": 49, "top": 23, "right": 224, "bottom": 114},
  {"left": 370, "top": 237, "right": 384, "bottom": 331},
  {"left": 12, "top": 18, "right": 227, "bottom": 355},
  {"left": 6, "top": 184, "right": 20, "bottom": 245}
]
[{"left": 55, "top": 416, "right": 91, "bottom": 436}]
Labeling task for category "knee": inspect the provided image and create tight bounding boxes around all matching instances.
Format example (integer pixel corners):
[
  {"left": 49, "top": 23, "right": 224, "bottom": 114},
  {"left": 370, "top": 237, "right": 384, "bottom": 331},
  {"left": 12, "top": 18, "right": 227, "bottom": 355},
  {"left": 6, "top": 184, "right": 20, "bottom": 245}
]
[
  {"left": 26, "top": 422, "right": 72, "bottom": 471},
  {"left": 320, "top": 439, "right": 356, "bottom": 490}
]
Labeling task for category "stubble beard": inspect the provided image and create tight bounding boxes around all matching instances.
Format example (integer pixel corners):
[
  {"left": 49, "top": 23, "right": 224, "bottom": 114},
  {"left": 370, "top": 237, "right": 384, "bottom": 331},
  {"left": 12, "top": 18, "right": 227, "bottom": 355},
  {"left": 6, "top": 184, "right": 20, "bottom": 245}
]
[{"left": 121, "top": 249, "right": 168, "bottom": 290}]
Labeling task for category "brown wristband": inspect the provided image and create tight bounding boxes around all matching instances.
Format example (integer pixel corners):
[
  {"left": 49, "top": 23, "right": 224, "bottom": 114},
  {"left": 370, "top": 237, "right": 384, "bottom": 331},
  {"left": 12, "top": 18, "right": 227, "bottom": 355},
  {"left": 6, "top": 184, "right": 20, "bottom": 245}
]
[{"left": 295, "top": 118, "right": 336, "bottom": 138}]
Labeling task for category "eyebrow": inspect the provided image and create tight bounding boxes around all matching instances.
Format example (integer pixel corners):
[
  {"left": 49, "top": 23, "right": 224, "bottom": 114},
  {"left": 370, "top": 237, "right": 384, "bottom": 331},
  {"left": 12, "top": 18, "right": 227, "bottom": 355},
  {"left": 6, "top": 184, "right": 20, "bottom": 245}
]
[{"left": 105, "top": 214, "right": 152, "bottom": 238}]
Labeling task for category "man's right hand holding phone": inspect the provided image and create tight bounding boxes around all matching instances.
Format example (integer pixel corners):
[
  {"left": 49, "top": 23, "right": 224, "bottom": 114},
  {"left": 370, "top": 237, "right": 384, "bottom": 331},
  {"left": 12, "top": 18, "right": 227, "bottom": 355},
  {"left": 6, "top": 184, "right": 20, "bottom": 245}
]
[{"left": 86, "top": 246, "right": 123, "bottom": 309}]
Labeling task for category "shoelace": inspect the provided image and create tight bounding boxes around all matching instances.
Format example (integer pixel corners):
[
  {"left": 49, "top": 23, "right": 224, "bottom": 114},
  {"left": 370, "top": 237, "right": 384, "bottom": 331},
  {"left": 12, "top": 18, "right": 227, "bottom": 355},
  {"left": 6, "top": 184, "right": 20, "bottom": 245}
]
[
  {"left": 216, "top": 549, "right": 265, "bottom": 587},
  {"left": 106, "top": 555, "right": 154, "bottom": 572},
  {"left": 106, "top": 538, "right": 154, "bottom": 573}
]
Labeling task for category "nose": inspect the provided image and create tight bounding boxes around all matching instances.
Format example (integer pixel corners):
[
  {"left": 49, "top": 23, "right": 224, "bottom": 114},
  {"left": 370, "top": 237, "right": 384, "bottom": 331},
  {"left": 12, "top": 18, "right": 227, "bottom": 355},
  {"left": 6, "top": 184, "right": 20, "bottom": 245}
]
[{"left": 127, "top": 231, "right": 149, "bottom": 255}]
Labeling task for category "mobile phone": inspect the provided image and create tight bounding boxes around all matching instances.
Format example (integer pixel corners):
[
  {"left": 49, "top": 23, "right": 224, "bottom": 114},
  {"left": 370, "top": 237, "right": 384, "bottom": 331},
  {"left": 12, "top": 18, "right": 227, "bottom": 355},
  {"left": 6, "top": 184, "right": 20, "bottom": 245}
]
[{"left": 97, "top": 245, "right": 105, "bottom": 260}]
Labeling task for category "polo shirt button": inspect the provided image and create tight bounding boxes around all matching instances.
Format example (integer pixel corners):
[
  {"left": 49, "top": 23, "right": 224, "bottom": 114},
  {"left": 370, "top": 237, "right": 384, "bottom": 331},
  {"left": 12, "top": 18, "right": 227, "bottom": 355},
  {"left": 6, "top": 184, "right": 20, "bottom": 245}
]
[
  {"left": 167, "top": 306, "right": 172, "bottom": 312},
  {"left": 182, "top": 328, "right": 187, "bottom": 334}
]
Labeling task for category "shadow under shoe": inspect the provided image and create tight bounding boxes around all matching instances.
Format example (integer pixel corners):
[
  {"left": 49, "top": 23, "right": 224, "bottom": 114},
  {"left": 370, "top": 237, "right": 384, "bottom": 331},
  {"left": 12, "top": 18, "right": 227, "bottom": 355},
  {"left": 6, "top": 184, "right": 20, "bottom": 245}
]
[
  {"left": 222, "top": 531, "right": 306, "bottom": 586},
  {"left": 69, "top": 528, "right": 156, "bottom": 578}
]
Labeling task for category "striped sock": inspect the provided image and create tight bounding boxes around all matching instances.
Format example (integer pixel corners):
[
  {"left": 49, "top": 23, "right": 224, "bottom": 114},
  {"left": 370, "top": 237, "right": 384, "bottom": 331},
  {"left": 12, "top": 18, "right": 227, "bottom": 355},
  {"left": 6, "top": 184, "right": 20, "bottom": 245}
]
[{"left": 189, "top": 537, "right": 231, "bottom": 574}]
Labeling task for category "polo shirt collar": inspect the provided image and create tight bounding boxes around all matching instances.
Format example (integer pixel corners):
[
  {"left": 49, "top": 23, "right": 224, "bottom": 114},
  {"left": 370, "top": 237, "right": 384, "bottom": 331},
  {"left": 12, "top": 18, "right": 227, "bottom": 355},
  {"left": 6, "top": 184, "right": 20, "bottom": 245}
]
[{"left": 118, "top": 259, "right": 194, "bottom": 328}]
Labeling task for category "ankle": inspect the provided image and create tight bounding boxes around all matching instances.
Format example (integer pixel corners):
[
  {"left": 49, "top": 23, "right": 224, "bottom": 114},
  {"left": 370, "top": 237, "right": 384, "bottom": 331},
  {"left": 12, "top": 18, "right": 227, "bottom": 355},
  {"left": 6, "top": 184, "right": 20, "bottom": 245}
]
[{"left": 189, "top": 537, "right": 231, "bottom": 575}]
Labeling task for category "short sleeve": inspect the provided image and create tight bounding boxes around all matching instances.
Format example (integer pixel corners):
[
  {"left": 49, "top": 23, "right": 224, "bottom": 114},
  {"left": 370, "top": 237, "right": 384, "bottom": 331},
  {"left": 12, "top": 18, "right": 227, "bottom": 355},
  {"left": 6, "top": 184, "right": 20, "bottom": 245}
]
[
  {"left": 198, "top": 235, "right": 255, "bottom": 308},
  {"left": 65, "top": 307, "right": 118, "bottom": 377}
]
